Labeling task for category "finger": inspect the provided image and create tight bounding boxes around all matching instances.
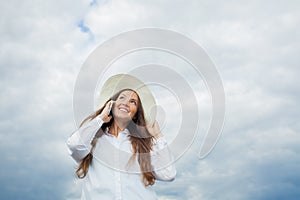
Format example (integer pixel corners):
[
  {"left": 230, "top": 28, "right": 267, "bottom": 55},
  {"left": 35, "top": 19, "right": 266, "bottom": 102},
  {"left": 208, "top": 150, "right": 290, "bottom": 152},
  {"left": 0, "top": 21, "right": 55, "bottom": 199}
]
[
  {"left": 152, "top": 120, "right": 158, "bottom": 127},
  {"left": 106, "top": 100, "right": 113, "bottom": 108},
  {"left": 146, "top": 121, "right": 151, "bottom": 127},
  {"left": 154, "top": 121, "right": 160, "bottom": 128},
  {"left": 103, "top": 101, "right": 112, "bottom": 112}
]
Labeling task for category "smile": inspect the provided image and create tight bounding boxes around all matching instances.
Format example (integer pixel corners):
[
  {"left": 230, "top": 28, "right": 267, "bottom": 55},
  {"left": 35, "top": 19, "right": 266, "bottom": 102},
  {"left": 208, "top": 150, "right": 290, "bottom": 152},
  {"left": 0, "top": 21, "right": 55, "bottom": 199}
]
[{"left": 119, "top": 107, "right": 129, "bottom": 113}]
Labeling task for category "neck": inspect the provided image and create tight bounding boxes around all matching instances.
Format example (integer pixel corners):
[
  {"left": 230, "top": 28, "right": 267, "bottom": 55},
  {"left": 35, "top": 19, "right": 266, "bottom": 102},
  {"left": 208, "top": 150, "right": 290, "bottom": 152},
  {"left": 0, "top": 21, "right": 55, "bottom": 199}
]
[{"left": 109, "top": 119, "right": 129, "bottom": 137}]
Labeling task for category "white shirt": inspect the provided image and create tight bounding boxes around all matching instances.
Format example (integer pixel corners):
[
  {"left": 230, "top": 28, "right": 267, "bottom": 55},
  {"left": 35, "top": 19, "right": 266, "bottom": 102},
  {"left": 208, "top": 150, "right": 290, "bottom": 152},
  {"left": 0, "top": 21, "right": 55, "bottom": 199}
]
[{"left": 66, "top": 116, "right": 176, "bottom": 200}]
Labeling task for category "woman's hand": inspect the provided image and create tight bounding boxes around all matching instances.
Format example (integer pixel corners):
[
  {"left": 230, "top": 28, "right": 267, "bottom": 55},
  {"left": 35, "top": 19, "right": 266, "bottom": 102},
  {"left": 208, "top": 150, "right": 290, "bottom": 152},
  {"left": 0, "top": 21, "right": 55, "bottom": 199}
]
[
  {"left": 99, "top": 100, "right": 114, "bottom": 123},
  {"left": 146, "top": 121, "right": 163, "bottom": 139}
]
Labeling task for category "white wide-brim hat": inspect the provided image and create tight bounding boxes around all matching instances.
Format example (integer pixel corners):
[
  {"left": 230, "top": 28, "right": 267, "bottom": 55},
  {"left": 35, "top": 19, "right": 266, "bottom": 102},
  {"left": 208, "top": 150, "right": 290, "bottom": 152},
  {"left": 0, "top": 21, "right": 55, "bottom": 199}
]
[{"left": 97, "top": 74, "right": 157, "bottom": 125}]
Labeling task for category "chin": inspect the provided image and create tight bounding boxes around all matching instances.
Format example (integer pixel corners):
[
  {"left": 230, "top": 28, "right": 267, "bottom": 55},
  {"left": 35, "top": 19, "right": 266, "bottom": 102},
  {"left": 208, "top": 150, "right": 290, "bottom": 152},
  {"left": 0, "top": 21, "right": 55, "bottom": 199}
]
[{"left": 114, "top": 113, "right": 132, "bottom": 121}]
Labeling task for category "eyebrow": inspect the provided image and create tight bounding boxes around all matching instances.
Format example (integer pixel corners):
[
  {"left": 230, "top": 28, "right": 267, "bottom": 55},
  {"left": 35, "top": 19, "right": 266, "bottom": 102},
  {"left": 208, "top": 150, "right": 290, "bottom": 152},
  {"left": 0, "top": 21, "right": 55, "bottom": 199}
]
[
  {"left": 120, "top": 93, "right": 138, "bottom": 101},
  {"left": 130, "top": 98, "right": 138, "bottom": 102}
]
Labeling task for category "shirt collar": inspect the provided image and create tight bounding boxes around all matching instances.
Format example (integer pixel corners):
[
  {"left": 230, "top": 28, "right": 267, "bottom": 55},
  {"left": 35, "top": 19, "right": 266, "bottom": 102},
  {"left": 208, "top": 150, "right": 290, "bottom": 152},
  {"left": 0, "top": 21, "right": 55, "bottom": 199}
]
[{"left": 104, "top": 127, "right": 130, "bottom": 138}]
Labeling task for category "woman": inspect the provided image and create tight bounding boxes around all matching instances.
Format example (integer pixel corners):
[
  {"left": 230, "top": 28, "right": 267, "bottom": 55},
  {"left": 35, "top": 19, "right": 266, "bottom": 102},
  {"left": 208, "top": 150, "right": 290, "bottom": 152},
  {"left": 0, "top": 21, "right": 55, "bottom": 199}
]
[{"left": 67, "top": 74, "right": 176, "bottom": 200}]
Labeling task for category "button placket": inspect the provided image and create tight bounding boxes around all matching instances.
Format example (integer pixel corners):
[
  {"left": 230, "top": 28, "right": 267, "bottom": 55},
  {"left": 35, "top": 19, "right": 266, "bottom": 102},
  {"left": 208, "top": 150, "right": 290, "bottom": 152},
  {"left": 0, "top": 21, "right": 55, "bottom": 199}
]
[{"left": 114, "top": 135, "right": 122, "bottom": 200}]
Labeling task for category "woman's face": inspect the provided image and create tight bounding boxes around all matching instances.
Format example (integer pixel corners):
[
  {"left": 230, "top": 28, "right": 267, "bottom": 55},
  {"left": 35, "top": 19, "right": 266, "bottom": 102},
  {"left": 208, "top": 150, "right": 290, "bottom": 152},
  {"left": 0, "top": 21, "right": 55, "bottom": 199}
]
[{"left": 113, "top": 90, "right": 139, "bottom": 121}]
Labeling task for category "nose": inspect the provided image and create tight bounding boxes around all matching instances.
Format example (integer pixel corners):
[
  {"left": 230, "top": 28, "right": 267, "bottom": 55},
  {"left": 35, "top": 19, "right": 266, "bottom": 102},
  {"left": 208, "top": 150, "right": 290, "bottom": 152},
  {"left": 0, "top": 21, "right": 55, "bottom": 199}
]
[{"left": 120, "top": 97, "right": 130, "bottom": 105}]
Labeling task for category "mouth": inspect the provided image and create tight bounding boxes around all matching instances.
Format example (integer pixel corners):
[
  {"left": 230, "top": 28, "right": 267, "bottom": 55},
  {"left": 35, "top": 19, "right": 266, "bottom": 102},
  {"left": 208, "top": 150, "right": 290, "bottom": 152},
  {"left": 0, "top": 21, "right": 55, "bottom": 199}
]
[{"left": 118, "top": 106, "right": 129, "bottom": 113}]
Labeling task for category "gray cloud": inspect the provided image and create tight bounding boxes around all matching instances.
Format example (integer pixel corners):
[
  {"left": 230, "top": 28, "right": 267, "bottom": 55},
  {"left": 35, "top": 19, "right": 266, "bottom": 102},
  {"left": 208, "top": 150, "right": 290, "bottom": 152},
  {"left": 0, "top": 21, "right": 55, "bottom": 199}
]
[{"left": 1, "top": 0, "right": 299, "bottom": 199}]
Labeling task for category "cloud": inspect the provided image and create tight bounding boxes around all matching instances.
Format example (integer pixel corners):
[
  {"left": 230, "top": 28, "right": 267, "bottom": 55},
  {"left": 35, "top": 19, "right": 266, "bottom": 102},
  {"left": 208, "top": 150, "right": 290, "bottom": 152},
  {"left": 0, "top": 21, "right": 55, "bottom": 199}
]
[
  {"left": 0, "top": 1, "right": 92, "bottom": 199},
  {"left": 1, "top": 0, "right": 299, "bottom": 199}
]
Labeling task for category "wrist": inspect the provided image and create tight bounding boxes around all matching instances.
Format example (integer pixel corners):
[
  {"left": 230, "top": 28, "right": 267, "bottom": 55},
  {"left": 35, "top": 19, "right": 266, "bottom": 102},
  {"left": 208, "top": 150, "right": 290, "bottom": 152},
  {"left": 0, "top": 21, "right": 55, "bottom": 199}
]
[
  {"left": 95, "top": 115, "right": 104, "bottom": 125},
  {"left": 153, "top": 132, "right": 163, "bottom": 139},
  {"left": 98, "top": 114, "right": 104, "bottom": 121}
]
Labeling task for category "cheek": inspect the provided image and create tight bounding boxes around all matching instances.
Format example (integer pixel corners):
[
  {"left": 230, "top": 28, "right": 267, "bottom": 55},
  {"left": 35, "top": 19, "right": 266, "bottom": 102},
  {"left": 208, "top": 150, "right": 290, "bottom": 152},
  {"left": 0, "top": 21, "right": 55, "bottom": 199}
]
[
  {"left": 114, "top": 99, "right": 122, "bottom": 104},
  {"left": 113, "top": 102, "right": 120, "bottom": 112},
  {"left": 130, "top": 105, "right": 138, "bottom": 115}
]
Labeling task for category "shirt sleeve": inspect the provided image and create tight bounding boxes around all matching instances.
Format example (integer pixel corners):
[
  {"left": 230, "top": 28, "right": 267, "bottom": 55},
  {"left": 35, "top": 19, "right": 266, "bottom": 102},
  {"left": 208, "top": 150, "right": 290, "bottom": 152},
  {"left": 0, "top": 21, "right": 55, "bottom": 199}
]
[
  {"left": 150, "top": 137, "right": 177, "bottom": 181},
  {"left": 66, "top": 116, "right": 104, "bottom": 163}
]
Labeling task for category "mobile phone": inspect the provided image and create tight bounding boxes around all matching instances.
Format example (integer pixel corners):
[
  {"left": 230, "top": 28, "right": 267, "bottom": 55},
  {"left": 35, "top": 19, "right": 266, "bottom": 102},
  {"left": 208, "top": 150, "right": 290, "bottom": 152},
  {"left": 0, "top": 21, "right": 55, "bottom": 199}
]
[{"left": 108, "top": 101, "right": 114, "bottom": 116}]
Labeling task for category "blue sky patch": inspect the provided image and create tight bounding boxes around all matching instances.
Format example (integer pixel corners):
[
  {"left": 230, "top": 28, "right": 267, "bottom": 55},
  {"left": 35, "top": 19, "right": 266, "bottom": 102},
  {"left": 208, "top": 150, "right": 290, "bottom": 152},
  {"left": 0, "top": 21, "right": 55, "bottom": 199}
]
[{"left": 77, "top": 20, "right": 90, "bottom": 33}]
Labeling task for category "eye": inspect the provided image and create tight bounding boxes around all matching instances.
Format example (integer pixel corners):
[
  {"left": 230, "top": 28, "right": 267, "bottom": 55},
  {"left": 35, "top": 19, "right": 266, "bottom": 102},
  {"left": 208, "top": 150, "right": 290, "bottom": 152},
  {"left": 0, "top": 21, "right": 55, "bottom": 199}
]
[
  {"left": 119, "top": 96, "right": 124, "bottom": 99},
  {"left": 130, "top": 100, "right": 137, "bottom": 105}
]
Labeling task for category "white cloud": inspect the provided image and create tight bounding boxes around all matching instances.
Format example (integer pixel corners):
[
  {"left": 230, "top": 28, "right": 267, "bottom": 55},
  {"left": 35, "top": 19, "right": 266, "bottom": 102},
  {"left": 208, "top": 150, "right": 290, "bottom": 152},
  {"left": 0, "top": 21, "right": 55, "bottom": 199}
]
[{"left": 1, "top": 0, "right": 299, "bottom": 199}]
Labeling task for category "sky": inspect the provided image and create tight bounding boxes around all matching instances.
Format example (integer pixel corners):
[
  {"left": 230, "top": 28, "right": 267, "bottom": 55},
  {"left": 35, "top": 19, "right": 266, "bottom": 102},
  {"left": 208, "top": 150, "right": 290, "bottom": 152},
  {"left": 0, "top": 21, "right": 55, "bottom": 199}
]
[{"left": 0, "top": 0, "right": 299, "bottom": 199}]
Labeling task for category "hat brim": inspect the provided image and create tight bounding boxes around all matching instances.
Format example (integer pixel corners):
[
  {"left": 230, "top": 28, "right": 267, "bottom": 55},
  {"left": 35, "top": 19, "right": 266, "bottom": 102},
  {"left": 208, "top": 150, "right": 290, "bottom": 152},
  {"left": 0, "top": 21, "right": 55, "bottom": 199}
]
[{"left": 96, "top": 74, "right": 157, "bottom": 125}]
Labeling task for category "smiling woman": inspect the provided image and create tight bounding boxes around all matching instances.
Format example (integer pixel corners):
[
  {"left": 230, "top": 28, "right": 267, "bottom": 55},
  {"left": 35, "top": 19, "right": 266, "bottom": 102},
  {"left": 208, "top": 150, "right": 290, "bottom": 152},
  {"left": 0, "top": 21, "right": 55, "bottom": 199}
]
[
  {"left": 66, "top": 74, "right": 176, "bottom": 200},
  {"left": 112, "top": 90, "right": 139, "bottom": 126}
]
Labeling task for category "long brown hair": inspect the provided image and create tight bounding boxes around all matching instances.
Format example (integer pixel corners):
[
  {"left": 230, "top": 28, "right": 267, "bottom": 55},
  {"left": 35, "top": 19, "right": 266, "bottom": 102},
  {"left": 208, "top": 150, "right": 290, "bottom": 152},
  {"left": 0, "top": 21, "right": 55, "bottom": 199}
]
[{"left": 76, "top": 89, "right": 156, "bottom": 186}]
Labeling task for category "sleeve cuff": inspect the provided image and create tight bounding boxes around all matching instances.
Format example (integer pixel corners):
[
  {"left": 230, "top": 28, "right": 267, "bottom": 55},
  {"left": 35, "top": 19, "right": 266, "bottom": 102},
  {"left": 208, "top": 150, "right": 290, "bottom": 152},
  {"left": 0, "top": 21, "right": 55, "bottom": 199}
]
[
  {"left": 153, "top": 136, "right": 168, "bottom": 150},
  {"left": 95, "top": 115, "right": 104, "bottom": 126}
]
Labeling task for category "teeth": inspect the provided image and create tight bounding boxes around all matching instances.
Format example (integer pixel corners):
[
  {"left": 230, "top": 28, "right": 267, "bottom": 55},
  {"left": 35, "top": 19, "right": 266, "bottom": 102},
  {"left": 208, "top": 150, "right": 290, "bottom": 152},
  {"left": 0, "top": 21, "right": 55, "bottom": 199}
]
[{"left": 119, "top": 108, "right": 129, "bottom": 113}]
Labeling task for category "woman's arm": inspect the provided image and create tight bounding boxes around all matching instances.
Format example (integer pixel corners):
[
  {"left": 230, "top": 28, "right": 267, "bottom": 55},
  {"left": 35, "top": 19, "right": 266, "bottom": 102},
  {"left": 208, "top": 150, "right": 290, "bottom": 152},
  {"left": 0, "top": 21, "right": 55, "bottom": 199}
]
[
  {"left": 66, "top": 116, "right": 104, "bottom": 163},
  {"left": 150, "top": 136, "right": 177, "bottom": 181},
  {"left": 66, "top": 101, "right": 113, "bottom": 163}
]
